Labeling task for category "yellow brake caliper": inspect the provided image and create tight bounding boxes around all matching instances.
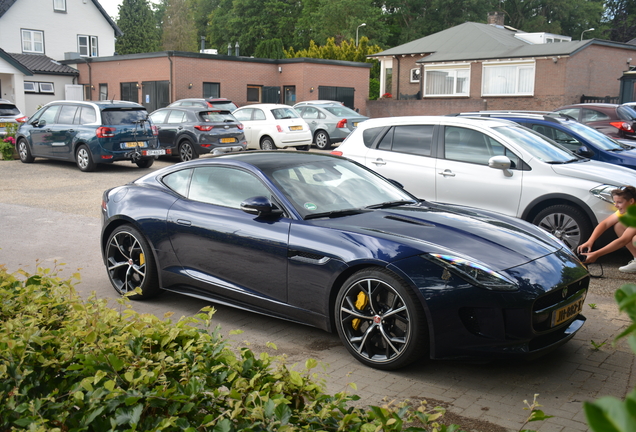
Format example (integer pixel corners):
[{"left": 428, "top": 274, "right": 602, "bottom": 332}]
[
  {"left": 139, "top": 253, "right": 145, "bottom": 266},
  {"left": 351, "top": 291, "right": 369, "bottom": 330}
]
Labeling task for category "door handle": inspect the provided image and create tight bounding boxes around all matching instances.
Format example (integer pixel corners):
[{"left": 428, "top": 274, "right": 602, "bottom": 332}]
[
  {"left": 438, "top": 169, "right": 456, "bottom": 177},
  {"left": 178, "top": 126, "right": 183, "bottom": 130},
  {"left": 372, "top": 158, "right": 386, "bottom": 166},
  {"left": 176, "top": 219, "right": 191, "bottom": 226}
]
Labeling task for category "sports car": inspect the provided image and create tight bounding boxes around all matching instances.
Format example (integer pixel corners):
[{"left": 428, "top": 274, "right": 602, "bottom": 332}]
[{"left": 101, "top": 151, "right": 589, "bottom": 370}]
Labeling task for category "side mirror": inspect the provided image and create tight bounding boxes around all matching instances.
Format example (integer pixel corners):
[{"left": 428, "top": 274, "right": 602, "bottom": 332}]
[
  {"left": 488, "top": 155, "right": 511, "bottom": 170},
  {"left": 576, "top": 146, "right": 594, "bottom": 158},
  {"left": 240, "top": 196, "right": 283, "bottom": 217},
  {"left": 36, "top": 119, "right": 46, "bottom": 127}
]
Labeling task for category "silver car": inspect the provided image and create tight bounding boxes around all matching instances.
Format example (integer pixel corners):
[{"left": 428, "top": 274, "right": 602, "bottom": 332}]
[
  {"left": 0, "top": 99, "right": 27, "bottom": 137},
  {"left": 294, "top": 102, "right": 368, "bottom": 150}
]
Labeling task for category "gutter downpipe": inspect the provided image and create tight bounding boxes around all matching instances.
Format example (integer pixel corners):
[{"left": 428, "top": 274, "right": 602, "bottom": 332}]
[
  {"left": 168, "top": 51, "right": 174, "bottom": 103},
  {"left": 395, "top": 56, "right": 400, "bottom": 100},
  {"left": 86, "top": 58, "right": 92, "bottom": 100}
]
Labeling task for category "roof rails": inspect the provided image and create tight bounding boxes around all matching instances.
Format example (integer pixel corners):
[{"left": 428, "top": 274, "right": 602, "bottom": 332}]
[{"left": 449, "top": 110, "right": 577, "bottom": 123}]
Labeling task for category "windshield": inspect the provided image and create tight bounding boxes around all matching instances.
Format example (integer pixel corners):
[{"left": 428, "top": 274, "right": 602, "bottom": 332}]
[
  {"left": 266, "top": 159, "right": 416, "bottom": 218},
  {"left": 0, "top": 104, "right": 20, "bottom": 116},
  {"left": 323, "top": 106, "right": 362, "bottom": 117},
  {"left": 271, "top": 107, "right": 300, "bottom": 119},
  {"left": 565, "top": 121, "right": 624, "bottom": 151},
  {"left": 618, "top": 105, "right": 636, "bottom": 121},
  {"left": 102, "top": 108, "right": 149, "bottom": 125},
  {"left": 494, "top": 125, "right": 578, "bottom": 163}
]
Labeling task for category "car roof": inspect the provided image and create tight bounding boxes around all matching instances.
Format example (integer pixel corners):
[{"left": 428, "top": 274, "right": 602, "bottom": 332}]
[
  {"left": 454, "top": 111, "right": 577, "bottom": 124},
  {"left": 235, "top": 103, "right": 294, "bottom": 110},
  {"left": 558, "top": 103, "right": 620, "bottom": 109},
  {"left": 43, "top": 100, "right": 146, "bottom": 110},
  {"left": 0, "top": 99, "right": 17, "bottom": 105},
  {"left": 356, "top": 115, "right": 514, "bottom": 129}
]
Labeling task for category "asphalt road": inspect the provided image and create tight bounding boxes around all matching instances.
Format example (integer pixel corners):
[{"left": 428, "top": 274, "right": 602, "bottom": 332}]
[{"left": 1, "top": 154, "right": 635, "bottom": 432}]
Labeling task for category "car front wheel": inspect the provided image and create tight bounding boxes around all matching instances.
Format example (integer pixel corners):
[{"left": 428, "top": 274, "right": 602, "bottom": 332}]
[
  {"left": 17, "top": 138, "right": 34, "bottom": 163},
  {"left": 105, "top": 225, "right": 160, "bottom": 299},
  {"left": 532, "top": 204, "right": 592, "bottom": 250},
  {"left": 335, "top": 268, "right": 428, "bottom": 370},
  {"left": 76, "top": 144, "right": 96, "bottom": 172}
]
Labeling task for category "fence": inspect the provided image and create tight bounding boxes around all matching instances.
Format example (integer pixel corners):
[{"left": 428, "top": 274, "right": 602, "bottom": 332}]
[{"left": 580, "top": 94, "right": 619, "bottom": 104}]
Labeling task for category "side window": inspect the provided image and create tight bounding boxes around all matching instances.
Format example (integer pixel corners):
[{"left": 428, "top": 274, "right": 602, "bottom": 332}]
[
  {"left": 391, "top": 125, "right": 433, "bottom": 156},
  {"left": 301, "top": 107, "right": 318, "bottom": 119},
  {"left": 253, "top": 109, "right": 266, "bottom": 121},
  {"left": 362, "top": 126, "right": 386, "bottom": 148},
  {"left": 188, "top": 166, "right": 270, "bottom": 208},
  {"left": 532, "top": 125, "right": 580, "bottom": 151},
  {"left": 77, "top": 106, "right": 97, "bottom": 125},
  {"left": 163, "top": 169, "right": 192, "bottom": 196},
  {"left": 38, "top": 105, "right": 61, "bottom": 124},
  {"left": 57, "top": 105, "right": 79, "bottom": 124},
  {"left": 582, "top": 109, "right": 609, "bottom": 123},
  {"left": 233, "top": 109, "right": 252, "bottom": 121},
  {"left": 444, "top": 126, "right": 512, "bottom": 165},
  {"left": 557, "top": 108, "right": 580, "bottom": 120},
  {"left": 167, "top": 110, "right": 187, "bottom": 124},
  {"left": 149, "top": 111, "right": 168, "bottom": 124},
  {"left": 377, "top": 128, "right": 393, "bottom": 150}
]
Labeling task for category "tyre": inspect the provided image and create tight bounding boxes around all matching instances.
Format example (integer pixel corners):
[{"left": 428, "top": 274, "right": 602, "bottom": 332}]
[
  {"left": 178, "top": 140, "right": 197, "bottom": 162},
  {"left": 104, "top": 225, "right": 160, "bottom": 300},
  {"left": 76, "top": 144, "right": 96, "bottom": 172},
  {"left": 296, "top": 145, "right": 310, "bottom": 151},
  {"left": 335, "top": 268, "right": 428, "bottom": 370},
  {"left": 17, "top": 138, "right": 34, "bottom": 163},
  {"left": 260, "top": 137, "right": 276, "bottom": 150},
  {"left": 136, "top": 158, "right": 154, "bottom": 169},
  {"left": 532, "top": 204, "right": 592, "bottom": 250},
  {"left": 314, "top": 130, "right": 331, "bottom": 150}
]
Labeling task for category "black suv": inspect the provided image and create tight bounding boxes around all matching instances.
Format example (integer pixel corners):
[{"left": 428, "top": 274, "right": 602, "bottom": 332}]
[{"left": 168, "top": 98, "right": 238, "bottom": 111}]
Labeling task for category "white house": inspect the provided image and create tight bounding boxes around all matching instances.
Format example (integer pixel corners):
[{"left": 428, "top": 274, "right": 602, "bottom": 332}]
[{"left": 0, "top": 0, "right": 122, "bottom": 115}]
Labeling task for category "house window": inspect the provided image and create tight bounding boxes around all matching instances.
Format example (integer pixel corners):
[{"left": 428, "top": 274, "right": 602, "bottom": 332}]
[
  {"left": 22, "top": 29, "right": 44, "bottom": 54},
  {"left": 203, "top": 82, "right": 220, "bottom": 98},
  {"left": 24, "top": 82, "right": 37, "bottom": 93},
  {"left": 482, "top": 61, "right": 535, "bottom": 96},
  {"left": 53, "top": 0, "right": 66, "bottom": 12},
  {"left": 99, "top": 84, "right": 108, "bottom": 100},
  {"left": 410, "top": 68, "right": 421, "bottom": 83},
  {"left": 120, "top": 82, "right": 139, "bottom": 103},
  {"left": 384, "top": 68, "right": 393, "bottom": 95},
  {"left": 39, "top": 83, "right": 55, "bottom": 93},
  {"left": 247, "top": 85, "right": 261, "bottom": 102},
  {"left": 424, "top": 65, "right": 470, "bottom": 96},
  {"left": 78, "top": 35, "right": 98, "bottom": 57}
]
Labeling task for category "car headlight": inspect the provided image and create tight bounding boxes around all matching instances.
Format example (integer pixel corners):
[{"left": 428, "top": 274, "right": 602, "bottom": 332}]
[
  {"left": 590, "top": 184, "right": 621, "bottom": 204},
  {"left": 424, "top": 253, "right": 518, "bottom": 291}
]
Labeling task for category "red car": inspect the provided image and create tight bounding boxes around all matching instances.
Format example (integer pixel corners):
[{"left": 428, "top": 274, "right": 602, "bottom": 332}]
[{"left": 553, "top": 103, "right": 636, "bottom": 141}]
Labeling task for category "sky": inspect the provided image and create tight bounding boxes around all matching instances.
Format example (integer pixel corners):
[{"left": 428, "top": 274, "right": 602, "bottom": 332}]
[{"left": 98, "top": 0, "right": 160, "bottom": 19}]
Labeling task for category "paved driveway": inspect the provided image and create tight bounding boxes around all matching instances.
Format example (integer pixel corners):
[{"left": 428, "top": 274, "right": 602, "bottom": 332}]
[{"left": 0, "top": 156, "right": 634, "bottom": 432}]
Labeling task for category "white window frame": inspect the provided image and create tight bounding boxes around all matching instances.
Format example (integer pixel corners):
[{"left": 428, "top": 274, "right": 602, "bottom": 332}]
[
  {"left": 24, "top": 82, "right": 38, "bottom": 93},
  {"left": 423, "top": 64, "right": 470, "bottom": 97},
  {"left": 410, "top": 67, "right": 421, "bottom": 83},
  {"left": 53, "top": 0, "right": 66, "bottom": 12},
  {"left": 21, "top": 29, "right": 44, "bottom": 54},
  {"left": 39, "top": 82, "right": 55, "bottom": 93},
  {"left": 481, "top": 60, "right": 535, "bottom": 97},
  {"left": 380, "top": 58, "right": 393, "bottom": 97},
  {"left": 78, "top": 35, "right": 98, "bottom": 57}
]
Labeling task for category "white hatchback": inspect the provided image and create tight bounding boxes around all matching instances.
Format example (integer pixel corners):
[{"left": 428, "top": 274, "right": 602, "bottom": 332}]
[
  {"left": 232, "top": 104, "right": 312, "bottom": 150},
  {"left": 333, "top": 115, "right": 636, "bottom": 249}
]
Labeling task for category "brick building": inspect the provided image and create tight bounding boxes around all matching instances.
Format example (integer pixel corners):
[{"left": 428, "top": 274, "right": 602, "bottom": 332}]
[{"left": 66, "top": 51, "right": 371, "bottom": 113}]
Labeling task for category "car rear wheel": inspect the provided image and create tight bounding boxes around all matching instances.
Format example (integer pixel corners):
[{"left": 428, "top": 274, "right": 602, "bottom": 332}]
[
  {"left": 260, "top": 137, "right": 276, "bottom": 150},
  {"left": 76, "top": 144, "right": 96, "bottom": 172},
  {"left": 314, "top": 130, "right": 331, "bottom": 150},
  {"left": 178, "top": 140, "right": 197, "bottom": 162},
  {"left": 335, "top": 268, "right": 428, "bottom": 370},
  {"left": 136, "top": 158, "right": 154, "bottom": 169},
  {"left": 532, "top": 204, "right": 592, "bottom": 250},
  {"left": 105, "top": 225, "right": 160, "bottom": 300},
  {"left": 17, "top": 138, "right": 34, "bottom": 163}
]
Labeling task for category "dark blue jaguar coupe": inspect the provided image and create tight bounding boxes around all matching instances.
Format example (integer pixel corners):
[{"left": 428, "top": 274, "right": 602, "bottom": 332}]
[{"left": 101, "top": 151, "right": 589, "bottom": 370}]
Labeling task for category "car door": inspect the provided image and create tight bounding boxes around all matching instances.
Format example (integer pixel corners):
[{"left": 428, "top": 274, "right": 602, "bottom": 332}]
[
  {"left": 29, "top": 105, "right": 62, "bottom": 157},
  {"left": 166, "top": 165, "right": 291, "bottom": 303},
  {"left": 50, "top": 104, "right": 80, "bottom": 159},
  {"left": 363, "top": 124, "right": 437, "bottom": 200},
  {"left": 435, "top": 125, "right": 523, "bottom": 216},
  {"left": 299, "top": 106, "right": 321, "bottom": 135},
  {"left": 233, "top": 108, "right": 255, "bottom": 147},
  {"left": 149, "top": 110, "right": 171, "bottom": 148}
]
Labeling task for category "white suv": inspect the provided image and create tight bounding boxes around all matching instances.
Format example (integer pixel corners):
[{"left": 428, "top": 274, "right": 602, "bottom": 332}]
[{"left": 333, "top": 116, "right": 636, "bottom": 249}]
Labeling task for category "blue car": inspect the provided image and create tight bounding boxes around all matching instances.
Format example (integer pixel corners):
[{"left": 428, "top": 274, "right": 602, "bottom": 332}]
[
  {"left": 455, "top": 111, "right": 636, "bottom": 170},
  {"left": 101, "top": 151, "right": 589, "bottom": 369},
  {"left": 16, "top": 100, "right": 168, "bottom": 172}
]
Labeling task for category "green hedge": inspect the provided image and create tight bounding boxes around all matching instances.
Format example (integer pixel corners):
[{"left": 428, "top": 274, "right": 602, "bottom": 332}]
[{"left": 0, "top": 266, "right": 460, "bottom": 432}]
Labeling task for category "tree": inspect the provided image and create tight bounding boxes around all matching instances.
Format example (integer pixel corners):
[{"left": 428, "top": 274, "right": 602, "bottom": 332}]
[
  {"left": 162, "top": 0, "right": 198, "bottom": 52},
  {"left": 115, "top": 0, "right": 161, "bottom": 54},
  {"left": 254, "top": 38, "right": 286, "bottom": 59},
  {"left": 603, "top": 0, "right": 636, "bottom": 42}
]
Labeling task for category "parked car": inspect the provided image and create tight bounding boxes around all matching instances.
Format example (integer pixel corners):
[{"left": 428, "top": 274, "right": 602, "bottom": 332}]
[
  {"left": 553, "top": 103, "right": 636, "bottom": 141},
  {"left": 333, "top": 116, "right": 636, "bottom": 250},
  {"left": 149, "top": 107, "right": 247, "bottom": 162},
  {"left": 16, "top": 100, "right": 166, "bottom": 172},
  {"left": 294, "top": 100, "right": 345, "bottom": 107},
  {"left": 168, "top": 98, "right": 238, "bottom": 111},
  {"left": 453, "top": 111, "right": 636, "bottom": 170},
  {"left": 0, "top": 99, "right": 28, "bottom": 137},
  {"left": 293, "top": 102, "right": 369, "bottom": 150},
  {"left": 101, "top": 151, "right": 589, "bottom": 369},
  {"left": 232, "top": 104, "right": 312, "bottom": 150}
]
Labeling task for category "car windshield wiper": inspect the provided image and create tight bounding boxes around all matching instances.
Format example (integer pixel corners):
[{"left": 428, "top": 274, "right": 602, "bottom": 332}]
[
  {"left": 366, "top": 200, "right": 418, "bottom": 209},
  {"left": 304, "top": 208, "right": 368, "bottom": 220}
]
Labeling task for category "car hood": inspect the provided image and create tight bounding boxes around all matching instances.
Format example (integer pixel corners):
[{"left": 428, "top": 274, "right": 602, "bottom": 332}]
[
  {"left": 315, "top": 202, "right": 564, "bottom": 271},
  {"left": 550, "top": 159, "right": 636, "bottom": 184}
]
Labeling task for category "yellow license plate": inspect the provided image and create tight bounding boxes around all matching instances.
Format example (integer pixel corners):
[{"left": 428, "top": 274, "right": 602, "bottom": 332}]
[
  {"left": 353, "top": 122, "right": 358, "bottom": 127},
  {"left": 289, "top": 125, "right": 303, "bottom": 131},
  {"left": 0, "top": 123, "right": 6, "bottom": 127},
  {"left": 551, "top": 295, "right": 585, "bottom": 327},
  {"left": 124, "top": 142, "right": 147, "bottom": 148},
  {"left": 220, "top": 137, "right": 236, "bottom": 143}
]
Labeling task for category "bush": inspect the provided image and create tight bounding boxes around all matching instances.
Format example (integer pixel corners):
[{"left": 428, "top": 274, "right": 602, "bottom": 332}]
[{"left": 0, "top": 266, "right": 459, "bottom": 431}]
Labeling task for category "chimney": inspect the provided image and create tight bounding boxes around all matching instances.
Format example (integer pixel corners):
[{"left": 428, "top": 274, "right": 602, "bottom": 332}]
[{"left": 487, "top": 12, "right": 505, "bottom": 26}]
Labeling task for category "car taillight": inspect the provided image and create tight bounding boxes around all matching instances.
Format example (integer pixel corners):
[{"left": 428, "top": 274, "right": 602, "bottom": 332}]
[
  {"left": 336, "top": 119, "right": 347, "bottom": 128},
  {"left": 15, "top": 116, "right": 27, "bottom": 123},
  {"left": 96, "top": 126, "right": 116, "bottom": 138},
  {"left": 237, "top": 124, "right": 244, "bottom": 130},
  {"left": 610, "top": 121, "right": 634, "bottom": 132},
  {"left": 194, "top": 125, "right": 214, "bottom": 131},
  {"left": 276, "top": 125, "right": 284, "bottom": 132},
  {"left": 331, "top": 150, "right": 343, "bottom": 156},
  {"left": 152, "top": 125, "right": 159, "bottom": 136}
]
